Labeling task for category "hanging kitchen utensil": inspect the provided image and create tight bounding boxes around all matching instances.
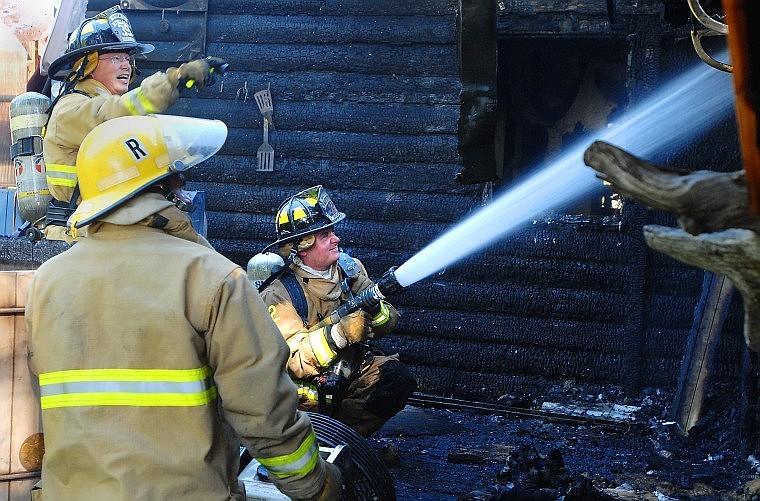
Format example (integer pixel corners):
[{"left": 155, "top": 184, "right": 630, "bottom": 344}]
[
  {"left": 254, "top": 88, "right": 274, "bottom": 128},
  {"left": 256, "top": 119, "right": 274, "bottom": 172}
]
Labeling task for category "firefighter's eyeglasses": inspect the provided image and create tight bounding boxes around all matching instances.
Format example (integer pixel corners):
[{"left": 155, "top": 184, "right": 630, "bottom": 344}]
[{"left": 98, "top": 54, "right": 135, "bottom": 66}]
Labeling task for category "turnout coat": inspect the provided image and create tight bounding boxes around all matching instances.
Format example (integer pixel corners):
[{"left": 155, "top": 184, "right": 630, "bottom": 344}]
[{"left": 25, "top": 195, "right": 328, "bottom": 500}]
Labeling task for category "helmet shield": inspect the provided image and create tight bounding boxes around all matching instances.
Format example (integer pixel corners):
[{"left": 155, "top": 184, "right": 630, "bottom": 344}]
[
  {"left": 48, "top": 7, "right": 154, "bottom": 80},
  {"left": 262, "top": 185, "right": 346, "bottom": 253},
  {"left": 69, "top": 114, "right": 227, "bottom": 229},
  {"left": 160, "top": 115, "right": 229, "bottom": 172}
]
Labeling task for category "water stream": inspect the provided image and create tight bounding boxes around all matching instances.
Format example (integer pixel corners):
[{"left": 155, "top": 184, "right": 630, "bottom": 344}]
[{"left": 394, "top": 54, "right": 736, "bottom": 288}]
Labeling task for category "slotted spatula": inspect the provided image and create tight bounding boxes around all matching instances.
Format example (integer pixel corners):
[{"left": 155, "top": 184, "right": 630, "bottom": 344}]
[
  {"left": 254, "top": 88, "right": 274, "bottom": 128},
  {"left": 256, "top": 119, "right": 274, "bottom": 172}
]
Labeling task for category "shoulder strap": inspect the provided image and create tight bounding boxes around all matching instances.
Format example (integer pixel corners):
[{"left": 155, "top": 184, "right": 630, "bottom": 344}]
[
  {"left": 280, "top": 270, "right": 309, "bottom": 327},
  {"left": 45, "top": 84, "right": 92, "bottom": 116},
  {"left": 337, "top": 251, "right": 359, "bottom": 279},
  {"left": 70, "top": 89, "right": 93, "bottom": 98}
]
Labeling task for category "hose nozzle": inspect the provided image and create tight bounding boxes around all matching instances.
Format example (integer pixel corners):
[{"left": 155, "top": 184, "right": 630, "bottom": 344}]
[
  {"left": 375, "top": 266, "right": 405, "bottom": 297},
  {"left": 315, "top": 266, "right": 405, "bottom": 331}
]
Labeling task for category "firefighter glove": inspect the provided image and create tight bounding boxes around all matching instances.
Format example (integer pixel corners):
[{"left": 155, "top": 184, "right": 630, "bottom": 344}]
[
  {"left": 334, "top": 310, "right": 372, "bottom": 345},
  {"left": 166, "top": 57, "right": 227, "bottom": 91},
  {"left": 303, "top": 461, "right": 342, "bottom": 501}
]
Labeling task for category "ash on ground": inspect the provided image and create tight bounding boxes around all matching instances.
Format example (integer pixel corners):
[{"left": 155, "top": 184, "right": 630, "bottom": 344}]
[{"left": 372, "top": 384, "right": 760, "bottom": 500}]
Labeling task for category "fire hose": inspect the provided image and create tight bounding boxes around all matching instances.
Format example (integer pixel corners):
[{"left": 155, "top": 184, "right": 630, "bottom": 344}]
[{"left": 309, "top": 266, "right": 407, "bottom": 332}]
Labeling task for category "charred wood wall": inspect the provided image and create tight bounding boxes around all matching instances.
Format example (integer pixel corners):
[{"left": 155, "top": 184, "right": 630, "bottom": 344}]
[{"left": 1, "top": 0, "right": 745, "bottom": 403}]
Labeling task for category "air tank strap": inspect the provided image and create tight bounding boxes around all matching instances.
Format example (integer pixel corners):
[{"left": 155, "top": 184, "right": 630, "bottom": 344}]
[
  {"left": 45, "top": 184, "right": 80, "bottom": 227},
  {"left": 280, "top": 271, "right": 309, "bottom": 327}
]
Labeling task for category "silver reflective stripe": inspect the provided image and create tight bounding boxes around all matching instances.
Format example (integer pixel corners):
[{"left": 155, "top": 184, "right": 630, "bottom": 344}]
[
  {"left": 38, "top": 366, "right": 217, "bottom": 409},
  {"left": 40, "top": 378, "right": 213, "bottom": 397}
]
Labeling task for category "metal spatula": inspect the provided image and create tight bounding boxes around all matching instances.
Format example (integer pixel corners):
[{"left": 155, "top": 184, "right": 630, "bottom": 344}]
[
  {"left": 254, "top": 88, "right": 274, "bottom": 128},
  {"left": 257, "top": 119, "right": 274, "bottom": 172}
]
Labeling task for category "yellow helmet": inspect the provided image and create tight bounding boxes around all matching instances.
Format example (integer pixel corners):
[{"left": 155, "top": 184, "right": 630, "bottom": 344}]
[{"left": 69, "top": 114, "right": 227, "bottom": 229}]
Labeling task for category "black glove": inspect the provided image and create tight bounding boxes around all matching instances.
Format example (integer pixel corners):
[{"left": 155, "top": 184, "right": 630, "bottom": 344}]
[{"left": 203, "top": 56, "right": 229, "bottom": 87}]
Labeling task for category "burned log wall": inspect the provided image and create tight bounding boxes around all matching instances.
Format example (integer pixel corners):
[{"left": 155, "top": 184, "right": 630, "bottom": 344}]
[{"left": 1, "top": 0, "right": 745, "bottom": 403}]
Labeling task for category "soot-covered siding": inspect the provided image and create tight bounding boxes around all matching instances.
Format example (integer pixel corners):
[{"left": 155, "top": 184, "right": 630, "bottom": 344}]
[{"left": 51, "top": 0, "right": 744, "bottom": 402}]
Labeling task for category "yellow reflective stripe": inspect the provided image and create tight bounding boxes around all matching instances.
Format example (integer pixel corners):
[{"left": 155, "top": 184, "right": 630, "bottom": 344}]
[
  {"left": 257, "top": 431, "right": 319, "bottom": 479},
  {"left": 137, "top": 90, "right": 158, "bottom": 114},
  {"left": 46, "top": 177, "right": 78, "bottom": 188},
  {"left": 40, "top": 367, "right": 213, "bottom": 384},
  {"left": 46, "top": 163, "right": 78, "bottom": 187},
  {"left": 371, "top": 301, "right": 391, "bottom": 327},
  {"left": 296, "top": 381, "right": 323, "bottom": 404},
  {"left": 286, "top": 336, "right": 302, "bottom": 357},
  {"left": 45, "top": 163, "right": 77, "bottom": 175},
  {"left": 39, "top": 367, "right": 217, "bottom": 409},
  {"left": 121, "top": 88, "right": 157, "bottom": 116},
  {"left": 308, "top": 327, "right": 337, "bottom": 367}
]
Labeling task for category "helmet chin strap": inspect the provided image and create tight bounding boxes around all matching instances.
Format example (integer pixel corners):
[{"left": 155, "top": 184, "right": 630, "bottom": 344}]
[
  {"left": 157, "top": 174, "right": 195, "bottom": 213},
  {"left": 47, "top": 56, "right": 91, "bottom": 113}
]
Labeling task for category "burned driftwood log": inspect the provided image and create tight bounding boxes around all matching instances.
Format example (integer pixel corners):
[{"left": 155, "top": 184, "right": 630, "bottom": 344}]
[{"left": 584, "top": 140, "right": 760, "bottom": 351}]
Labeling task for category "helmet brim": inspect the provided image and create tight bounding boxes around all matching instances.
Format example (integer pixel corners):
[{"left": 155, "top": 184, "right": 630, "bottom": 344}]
[
  {"left": 70, "top": 170, "right": 173, "bottom": 228},
  {"left": 47, "top": 41, "right": 154, "bottom": 80},
  {"left": 260, "top": 213, "right": 345, "bottom": 254}
]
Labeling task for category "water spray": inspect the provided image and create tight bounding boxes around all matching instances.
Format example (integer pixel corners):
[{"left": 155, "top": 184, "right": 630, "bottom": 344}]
[{"left": 392, "top": 52, "right": 735, "bottom": 289}]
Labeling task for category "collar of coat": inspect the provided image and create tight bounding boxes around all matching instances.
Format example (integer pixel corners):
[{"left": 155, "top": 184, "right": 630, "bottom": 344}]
[
  {"left": 75, "top": 77, "right": 114, "bottom": 97},
  {"left": 289, "top": 262, "right": 343, "bottom": 301}
]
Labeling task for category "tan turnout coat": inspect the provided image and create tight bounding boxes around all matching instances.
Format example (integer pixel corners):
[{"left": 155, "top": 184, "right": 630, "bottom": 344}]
[{"left": 25, "top": 197, "right": 327, "bottom": 500}]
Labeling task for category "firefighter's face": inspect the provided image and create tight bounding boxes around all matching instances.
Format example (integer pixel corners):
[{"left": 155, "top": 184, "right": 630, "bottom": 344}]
[
  {"left": 91, "top": 52, "right": 133, "bottom": 95},
  {"left": 298, "top": 229, "right": 340, "bottom": 271}
]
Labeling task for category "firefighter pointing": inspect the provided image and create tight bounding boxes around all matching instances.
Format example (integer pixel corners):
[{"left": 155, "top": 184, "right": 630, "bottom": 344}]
[
  {"left": 26, "top": 116, "right": 340, "bottom": 500},
  {"left": 256, "top": 186, "right": 417, "bottom": 437},
  {"left": 41, "top": 6, "right": 227, "bottom": 242}
]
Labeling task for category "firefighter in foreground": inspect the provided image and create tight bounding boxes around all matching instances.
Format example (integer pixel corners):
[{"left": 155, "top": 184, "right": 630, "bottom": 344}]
[
  {"left": 25, "top": 115, "right": 340, "bottom": 500},
  {"left": 258, "top": 186, "right": 418, "bottom": 437},
  {"left": 42, "top": 6, "right": 225, "bottom": 241}
]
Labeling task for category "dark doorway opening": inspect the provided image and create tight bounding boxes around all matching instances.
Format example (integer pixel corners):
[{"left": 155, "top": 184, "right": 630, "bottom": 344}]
[{"left": 496, "top": 37, "right": 630, "bottom": 217}]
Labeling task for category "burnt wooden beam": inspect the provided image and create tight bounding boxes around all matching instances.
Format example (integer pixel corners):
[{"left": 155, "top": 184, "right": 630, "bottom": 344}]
[
  {"left": 456, "top": 0, "right": 499, "bottom": 184},
  {"left": 583, "top": 141, "right": 757, "bottom": 235},
  {"left": 670, "top": 272, "right": 734, "bottom": 433}
]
